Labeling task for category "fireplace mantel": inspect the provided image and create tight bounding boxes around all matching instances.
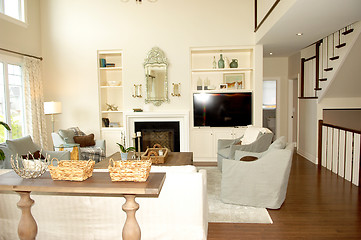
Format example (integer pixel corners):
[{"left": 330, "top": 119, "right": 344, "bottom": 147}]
[{"left": 124, "top": 111, "right": 189, "bottom": 151}]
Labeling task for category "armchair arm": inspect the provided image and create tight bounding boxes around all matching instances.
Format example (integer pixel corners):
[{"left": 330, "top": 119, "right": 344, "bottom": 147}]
[
  {"left": 95, "top": 139, "right": 105, "bottom": 151},
  {"left": 218, "top": 138, "right": 239, "bottom": 151}
]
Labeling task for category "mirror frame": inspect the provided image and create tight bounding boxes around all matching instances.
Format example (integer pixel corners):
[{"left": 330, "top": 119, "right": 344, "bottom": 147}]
[{"left": 144, "top": 47, "right": 169, "bottom": 106}]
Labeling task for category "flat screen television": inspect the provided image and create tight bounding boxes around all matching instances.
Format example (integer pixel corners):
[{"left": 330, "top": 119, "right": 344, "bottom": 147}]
[{"left": 193, "top": 92, "right": 252, "bottom": 127}]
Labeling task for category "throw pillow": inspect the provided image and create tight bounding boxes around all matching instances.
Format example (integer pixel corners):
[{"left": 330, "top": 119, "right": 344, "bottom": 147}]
[
  {"left": 73, "top": 134, "right": 96, "bottom": 147},
  {"left": 6, "top": 135, "right": 39, "bottom": 155},
  {"left": 21, "top": 150, "right": 45, "bottom": 160},
  {"left": 58, "top": 129, "right": 75, "bottom": 144},
  {"left": 269, "top": 136, "right": 287, "bottom": 150},
  {"left": 239, "top": 156, "right": 258, "bottom": 161},
  {"left": 68, "top": 127, "right": 86, "bottom": 136},
  {"left": 242, "top": 127, "right": 262, "bottom": 145}
]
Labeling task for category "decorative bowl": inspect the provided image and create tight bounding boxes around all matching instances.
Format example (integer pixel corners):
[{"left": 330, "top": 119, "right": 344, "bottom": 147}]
[{"left": 11, "top": 154, "right": 48, "bottom": 179}]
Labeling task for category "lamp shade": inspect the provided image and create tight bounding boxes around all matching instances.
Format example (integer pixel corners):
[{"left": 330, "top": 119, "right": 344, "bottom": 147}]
[{"left": 44, "top": 101, "right": 62, "bottom": 115}]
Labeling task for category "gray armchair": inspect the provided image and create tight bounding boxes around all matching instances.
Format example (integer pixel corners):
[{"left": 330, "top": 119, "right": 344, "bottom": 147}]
[
  {"left": 217, "top": 127, "right": 273, "bottom": 170},
  {"left": 0, "top": 135, "right": 70, "bottom": 169},
  {"left": 51, "top": 127, "right": 105, "bottom": 162},
  {"left": 220, "top": 137, "right": 294, "bottom": 209}
]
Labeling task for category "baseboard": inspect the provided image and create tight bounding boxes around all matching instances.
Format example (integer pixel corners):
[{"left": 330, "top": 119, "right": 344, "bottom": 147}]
[{"left": 297, "top": 148, "right": 317, "bottom": 164}]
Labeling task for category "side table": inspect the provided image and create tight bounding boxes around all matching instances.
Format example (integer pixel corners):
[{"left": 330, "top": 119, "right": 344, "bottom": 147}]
[{"left": 55, "top": 143, "right": 80, "bottom": 160}]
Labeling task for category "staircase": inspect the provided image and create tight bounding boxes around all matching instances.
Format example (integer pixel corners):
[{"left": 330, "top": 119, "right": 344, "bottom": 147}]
[
  {"left": 300, "top": 21, "right": 361, "bottom": 100},
  {"left": 316, "top": 21, "right": 361, "bottom": 100}
]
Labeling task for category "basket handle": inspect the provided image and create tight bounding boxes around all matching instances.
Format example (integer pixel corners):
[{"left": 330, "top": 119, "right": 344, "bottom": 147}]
[
  {"left": 109, "top": 158, "right": 115, "bottom": 167},
  {"left": 50, "top": 158, "right": 59, "bottom": 166},
  {"left": 153, "top": 144, "right": 162, "bottom": 148},
  {"left": 86, "top": 159, "right": 93, "bottom": 166}
]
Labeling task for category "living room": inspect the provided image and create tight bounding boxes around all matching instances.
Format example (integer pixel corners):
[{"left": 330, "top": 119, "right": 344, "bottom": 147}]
[{"left": 1, "top": 0, "right": 361, "bottom": 239}]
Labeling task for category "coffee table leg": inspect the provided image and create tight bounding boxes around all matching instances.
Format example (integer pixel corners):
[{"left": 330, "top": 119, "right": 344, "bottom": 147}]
[
  {"left": 122, "top": 195, "right": 141, "bottom": 240},
  {"left": 16, "top": 191, "right": 37, "bottom": 240}
]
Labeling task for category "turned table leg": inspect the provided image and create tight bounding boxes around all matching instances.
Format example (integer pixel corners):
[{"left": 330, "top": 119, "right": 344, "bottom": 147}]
[
  {"left": 122, "top": 195, "right": 141, "bottom": 240},
  {"left": 16, "top": 191, "right": 37, "bottom": 240}
]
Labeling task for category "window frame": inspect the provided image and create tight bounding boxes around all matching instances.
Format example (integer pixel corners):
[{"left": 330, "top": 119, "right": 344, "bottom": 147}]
[
  {"left": 0, "top": 54, "right": 27, "bottom": 141},
  {"left": 0, "top": 0, "right": 27, "bottom": 27}
]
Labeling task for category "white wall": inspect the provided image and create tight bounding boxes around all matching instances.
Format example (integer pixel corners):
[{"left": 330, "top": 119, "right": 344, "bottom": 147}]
[
  {"left": 40, "top": 0, "right": 257, "bottom": 147},
  {"left": 0, "top": 0, "right": 41, "bottom": 57},
  {"left": 263, "top": 57, "right": 288, "bottom": 140}
]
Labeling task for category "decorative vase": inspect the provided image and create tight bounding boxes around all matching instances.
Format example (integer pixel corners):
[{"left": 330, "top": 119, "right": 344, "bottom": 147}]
[
  {"left": 230, "top": 59, "right": 238, "bottom": 68},
  {"left": 218, "top": 54, "right": 225, "bottom": 69},
  {"left": 120, "top": 152, "right": 128, "bottom": 160},
  {"left": 212, "top": 56, "right": 217, "bottom": 69}
]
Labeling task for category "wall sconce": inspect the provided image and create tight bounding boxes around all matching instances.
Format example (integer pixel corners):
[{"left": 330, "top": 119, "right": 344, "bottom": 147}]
[
  {"left": 132, "top": 84, "right": 142, "bottom": 98},
  {"left": 171, "top": 83, "right": 181, "bottom": 97}
]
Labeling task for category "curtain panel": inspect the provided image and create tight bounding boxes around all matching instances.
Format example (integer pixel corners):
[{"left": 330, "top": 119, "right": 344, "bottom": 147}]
[{"left": 23, "top": 57, "right": 48, "bottom": 149}]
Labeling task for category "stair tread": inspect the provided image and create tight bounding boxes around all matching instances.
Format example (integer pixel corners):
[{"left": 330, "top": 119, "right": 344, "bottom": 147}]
[
  {"left": 336, "top": 43, "right": 346, "bottom": 48},
  {"left": 319, "top": 78, "right": 327, "bottom": 81},
  {"left": 330, "top": 56, "right": 339, "bottom": 60},
  {"left": 324, "top": 68, "right": 333, "bottom": 71},
  {"left": 343, "top": 29, "right": 354, "bottom": 35}
]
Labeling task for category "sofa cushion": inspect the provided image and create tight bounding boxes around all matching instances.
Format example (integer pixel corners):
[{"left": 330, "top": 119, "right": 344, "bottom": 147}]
[
  {"left": 74, "top": 134, "right": 96, "bottom": 147},
  {"left": 218, "top": 148, "right": 231, "bottom": 158},
  {"left": 58, "top": 129, "right": 75, "bottom": 144},
  {"left": 6, "top": 135, "right": 38, "bottom": 156},
  {"left": 242, "top": 127, "right": 262, "bottom": 145}
]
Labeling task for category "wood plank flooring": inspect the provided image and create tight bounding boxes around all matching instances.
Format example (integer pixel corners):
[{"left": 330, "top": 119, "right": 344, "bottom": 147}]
[{"left": 206, "top": 153, "right": 361, "bottom": 239}]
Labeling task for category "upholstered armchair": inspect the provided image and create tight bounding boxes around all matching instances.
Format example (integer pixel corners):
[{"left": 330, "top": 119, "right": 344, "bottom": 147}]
[
  {"left": 0, "top": 135, "right": 70, "bottom": 169},
  {"left": 220, "top": 137, "right": 294, "bottom": 209},
  {"left": 217, "top": 126, "right": 273, "bottom": 170},
  {"left": 51, "top": 127, "right": 105, "bottom": 162}
]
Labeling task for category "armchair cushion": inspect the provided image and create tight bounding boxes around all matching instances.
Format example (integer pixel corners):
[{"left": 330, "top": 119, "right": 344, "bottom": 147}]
[
  {"left": 242, "top": 127, "right": 262, "bottom": 145},
  {"left": 58, "top": 129, "right": 75, "bottom": 144},
  {"left": 73, "top": 134, "right": 96, "bottom": 147},
  {"left": 6, "top": 135, "right": 38, "bottom": 155}
]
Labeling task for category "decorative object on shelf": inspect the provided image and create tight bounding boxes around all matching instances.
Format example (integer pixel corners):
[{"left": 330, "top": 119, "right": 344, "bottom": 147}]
[
  {"left": 144, "top": 47, "right": 169, "bottom": 106},
  {"left": 204, "top": 78, "right": 210, "bottom": 90},
  {"left": 102, "top": 118, "right": 110, "bottom": 127},
  {"left": 224, "top": 73, "right": 245, "bottom": 89},
  {"left": 197, "top": 77, "right": 203, "bottom": 90},
  {"left": 109, "top": 122, "right": 120, "bottom": 128},
  {"left": 106, "top": 103, "right": 118, "bottom": 111},
  {"left": 133, "top": 108, "right": 143, "bottom": 112},
  {"left": 224, "top": 56, "right": 230, "bottom": 68},
  {"left": 141, "top": 147, "right": 168, "bottom": 164},
  {"left": 10, "top": 154, "right": 48, "bottom": 179},
  {"left": 44, "top": 101, "right": 62, "bottom": 132},
  {"left": 107, "top": 79, "right": 120, "bottom": 86},
  {"left": 132, "top": 84, "right": 142, "bottom": 98},
  {"left": 230, "top": 59, "right": 239, "bottom": 68},
  {"left": 218, "top": 54, "right": 225, "bottom": 68},
  {"left": 99, "top": 58, "right": 106, "bottom": 67},
  {"left": 171, "top": 83, "right": 181, "bottom": 96},
  {"left": 220, "top": 83, "right": 227, "bottom": 90},
  {"left": 212, "top": 56, "right": 217, "bottom": 69},
  {"left": 48, "top": 159, "right": 95, "bottom": 181},
  {"left": 116, "top": 143, "right": 136, "bottom": 160},
  {"left": 106, "top": 63, "right": 115, "bottom": 67}
]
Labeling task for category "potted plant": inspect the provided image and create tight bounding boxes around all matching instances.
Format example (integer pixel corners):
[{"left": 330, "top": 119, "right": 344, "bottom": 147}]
[
  {"left": 116, "top": 143, "right": 135, "bottom": 160},
  {"left": 0, "top": 121, "right": 11, "bottom": 168}
]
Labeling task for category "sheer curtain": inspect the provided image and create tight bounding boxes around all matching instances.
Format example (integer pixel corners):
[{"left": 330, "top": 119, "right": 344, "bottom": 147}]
[{"left": 23, "top": 56, "right": 48, "bottom": 149}]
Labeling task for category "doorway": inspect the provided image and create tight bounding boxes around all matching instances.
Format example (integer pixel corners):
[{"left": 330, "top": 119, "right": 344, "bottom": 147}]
[{"left": 262, "top": 79, "right": 277, "bottom": 139}]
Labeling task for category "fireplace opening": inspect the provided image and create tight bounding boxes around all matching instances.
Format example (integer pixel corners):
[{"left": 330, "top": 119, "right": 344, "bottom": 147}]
[{"left": 135, "top": 121, "right": 180, "bottom": 152}]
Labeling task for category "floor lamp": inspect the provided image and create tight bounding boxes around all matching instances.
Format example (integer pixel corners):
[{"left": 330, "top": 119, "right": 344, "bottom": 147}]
[{"left": 44, "top": 101, "right": 62, "bottom": 132}]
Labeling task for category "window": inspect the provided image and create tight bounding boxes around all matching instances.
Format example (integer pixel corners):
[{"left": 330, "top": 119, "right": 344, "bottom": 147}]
[
  {"left": 0, "top": 58, "right": 26, "bottom": 142},
  {"left": 0, "top": 0, "right": 25, "bottom": 23},
  {"left": 263, "top": 80, "right": 277, "bottom": 109}
]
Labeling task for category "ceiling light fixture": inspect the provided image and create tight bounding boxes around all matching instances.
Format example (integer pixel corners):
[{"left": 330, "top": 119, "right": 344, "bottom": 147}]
[
  {"left": 296, "top": 33, "right": 303, "bottom": 36},
  {"left": 269, "top": 52, "right": 273, "bottom": 55}
]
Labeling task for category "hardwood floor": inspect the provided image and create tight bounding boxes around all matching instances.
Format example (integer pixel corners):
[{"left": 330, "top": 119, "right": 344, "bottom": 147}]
[{"left": 207, "top": 153, "right": 361, "bottom": 239}]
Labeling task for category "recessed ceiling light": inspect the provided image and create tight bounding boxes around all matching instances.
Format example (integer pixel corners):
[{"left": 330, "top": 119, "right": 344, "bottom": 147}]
[
  {"left": 296, "top": 33, "right": 303, "bottom": 36},
  {"left": 269, "top": 52, "right": 273, "bottom": 55}
]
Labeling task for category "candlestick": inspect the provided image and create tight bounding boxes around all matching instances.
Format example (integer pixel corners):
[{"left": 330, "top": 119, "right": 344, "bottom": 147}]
[
  {"left": 137, "top": 136, "right": 141, "bottom": 160},
  {"left": 136, "top": 131, "right": 141, "bottom": 137}
]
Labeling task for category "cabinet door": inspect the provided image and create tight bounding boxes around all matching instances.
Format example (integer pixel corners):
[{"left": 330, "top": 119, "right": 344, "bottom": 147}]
[
  {"left": 102, "top": 130, "right": 122, "bottom": 157},
  {"left": 190, "top": 130, "right": 214, "bottom": 158}
]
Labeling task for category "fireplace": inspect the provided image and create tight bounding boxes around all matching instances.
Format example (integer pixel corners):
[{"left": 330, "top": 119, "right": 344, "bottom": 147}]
[
  {"left": 125, "top": 111, "right": 189, "bottom": 152},
  {"left": 135, "top": 122, "right": 180, "bottom": 152}
]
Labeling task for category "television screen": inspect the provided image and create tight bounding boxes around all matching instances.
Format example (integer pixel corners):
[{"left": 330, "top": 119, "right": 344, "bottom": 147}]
[{"left": 193, "top": 92, "right": 252, "bottom": 127}]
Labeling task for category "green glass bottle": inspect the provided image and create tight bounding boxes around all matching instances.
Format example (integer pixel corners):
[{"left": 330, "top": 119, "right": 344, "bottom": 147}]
[{"left": 218, "top": 54, "right": 225, "bottom": 68}]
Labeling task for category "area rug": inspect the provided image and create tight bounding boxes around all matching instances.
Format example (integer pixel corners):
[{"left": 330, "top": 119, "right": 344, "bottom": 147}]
[{"left": 198, "top": 167, "right": 273, "bottom": 224}]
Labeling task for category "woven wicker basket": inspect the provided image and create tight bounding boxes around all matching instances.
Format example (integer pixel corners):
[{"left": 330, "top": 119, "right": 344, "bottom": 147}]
[
  {"left": 141, "top": 148, "right": 168, "bottom": 164},
  {"left": 108, "top": 159, "right": 151, "bottom": 182},
  {"left": 48, "top": 159, "right": 95, "bottom": 181}
]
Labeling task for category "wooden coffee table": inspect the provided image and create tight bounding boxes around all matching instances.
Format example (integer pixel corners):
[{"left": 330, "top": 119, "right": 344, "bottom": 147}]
[{"left": 95, "top": 152, "right": 193, "bottom": 169}]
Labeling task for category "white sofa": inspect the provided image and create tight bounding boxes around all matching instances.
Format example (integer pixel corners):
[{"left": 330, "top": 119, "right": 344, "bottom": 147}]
[{"left": 0, "top": 166, "right": 208, "bottom": 240}]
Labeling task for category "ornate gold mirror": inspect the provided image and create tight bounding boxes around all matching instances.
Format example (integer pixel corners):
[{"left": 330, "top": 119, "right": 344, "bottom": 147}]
[{"left": 144, "top": 47, "right": 169, "bottom": 106}]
